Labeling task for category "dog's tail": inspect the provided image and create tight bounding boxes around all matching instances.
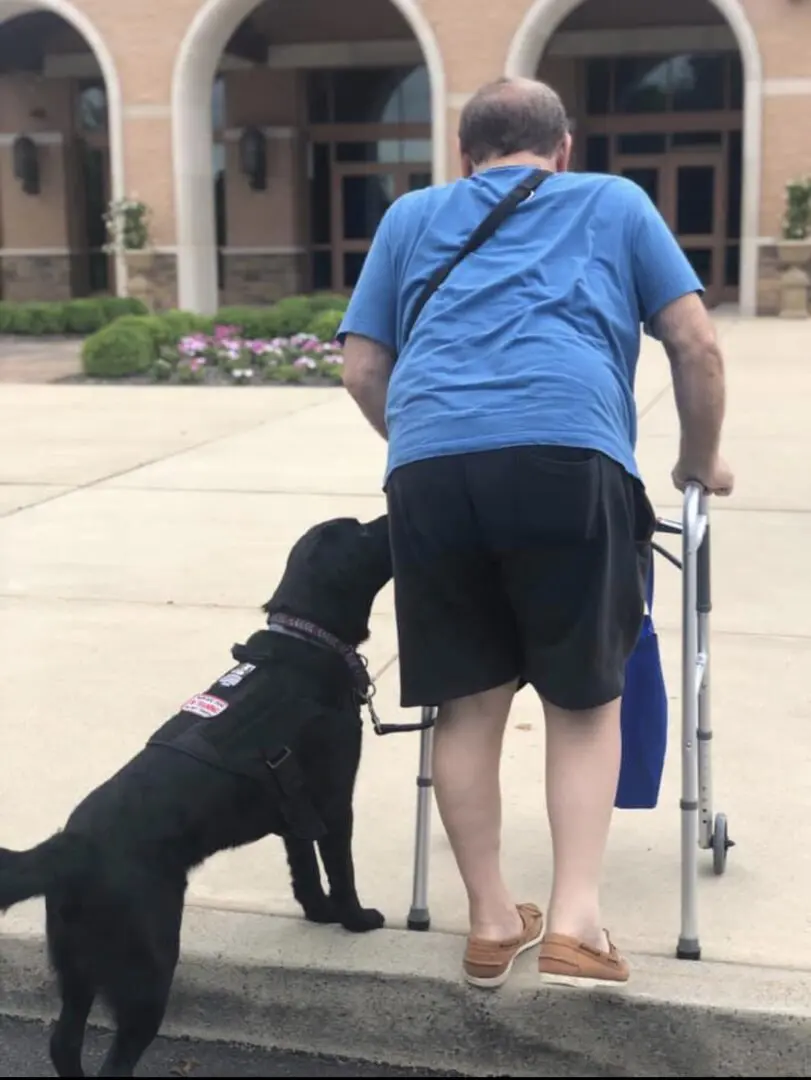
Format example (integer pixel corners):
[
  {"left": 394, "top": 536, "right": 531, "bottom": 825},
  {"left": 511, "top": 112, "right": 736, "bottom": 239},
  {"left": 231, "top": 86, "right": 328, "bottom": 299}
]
[{"left": 0, "top": 833, "right": 90, "bottom": 911}]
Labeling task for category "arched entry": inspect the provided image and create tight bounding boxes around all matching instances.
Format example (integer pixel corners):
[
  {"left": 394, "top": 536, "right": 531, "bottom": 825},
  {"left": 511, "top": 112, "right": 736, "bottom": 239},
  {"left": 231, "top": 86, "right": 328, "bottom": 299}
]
[
  {"left": 506, "top": 0, "right": 762, "bottom": 316},
  {"left": 0, "top": 0, "right": 124, "bottom": 299},
  {"left": 172, "top": 0, "right": 447, "bottom": 314}
]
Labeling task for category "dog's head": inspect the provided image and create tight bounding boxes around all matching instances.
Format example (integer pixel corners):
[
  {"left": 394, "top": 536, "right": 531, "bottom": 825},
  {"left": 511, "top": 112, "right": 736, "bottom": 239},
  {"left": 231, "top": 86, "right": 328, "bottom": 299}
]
[{"left": 263, "top": 514, "right": 392, "bottom": 646}]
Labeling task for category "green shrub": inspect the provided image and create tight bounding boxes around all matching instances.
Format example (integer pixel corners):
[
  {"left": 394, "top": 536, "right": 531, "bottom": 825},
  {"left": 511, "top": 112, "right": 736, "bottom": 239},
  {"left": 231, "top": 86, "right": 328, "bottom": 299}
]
[
  {"left": 151, "top": 357, "right": 174, "bottom": 382},
  {"left": 158, "top": 309, "right": 215, "bottom": 341},
  {"left": 307, "top": 292, "right": 349, "bottom": 314},
  {"left": 0, "top": 302, "right": 67, "bottom": 335},
  {"left": 0, "top": 296, "right": 150, "bottom": 336},
  {"left": 101, "top": 314, "right": 165, "bottom": 355},
  {"left": 82, "top": 319, "right": 155, "bottom": 378},
  {"left": 269, "top": 296, "right": 314, "bottom": 336},
  {"left": 215, "top": 306, "right": 287, "bottom": 339},
  {"left": 307, "top": 308, "right": 343, "bottom": 342},
  {"left": 63, "top": 299, "right": 107, "bottom": 335},
  {"left": 271, "top": 362, "right": 305, "bottom": 384},
  {"left": 0, "top": 303, "right": 17, "bottom": 333},
  {"left": 100, "top": 296, "right": 148, "bottom": 320},
  {"left": 176, "top": 359, "right": 205, "bottom": 384}
]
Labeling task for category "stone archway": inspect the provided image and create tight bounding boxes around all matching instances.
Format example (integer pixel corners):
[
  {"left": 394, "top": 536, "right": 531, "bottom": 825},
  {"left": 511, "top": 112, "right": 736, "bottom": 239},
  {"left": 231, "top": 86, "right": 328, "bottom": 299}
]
[
  {"left": 172, "top": 0, "right": 448, "bottom": 314},
  {"left": 505, "top": 0, "right": 763, "bottom": 316},
  {"left": 0, "top": 0, "right": 125, "bottom": 297}
]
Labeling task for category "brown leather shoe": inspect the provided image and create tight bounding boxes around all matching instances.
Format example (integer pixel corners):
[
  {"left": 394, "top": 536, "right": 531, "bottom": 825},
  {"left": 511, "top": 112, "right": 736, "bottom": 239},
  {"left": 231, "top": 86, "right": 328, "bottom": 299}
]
[
  {"left": 538, "top": 931, "right": 630, "bottom": 988},
  {"left": 463, "top": 903, "right": 544, "bottom": 989}
]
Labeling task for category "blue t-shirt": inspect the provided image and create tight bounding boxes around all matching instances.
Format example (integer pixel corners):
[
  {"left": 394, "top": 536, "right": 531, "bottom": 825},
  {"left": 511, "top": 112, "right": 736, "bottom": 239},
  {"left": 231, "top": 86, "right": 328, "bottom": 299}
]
[{"left": 338, "top": 166, "right": 702, "bottom": 482}]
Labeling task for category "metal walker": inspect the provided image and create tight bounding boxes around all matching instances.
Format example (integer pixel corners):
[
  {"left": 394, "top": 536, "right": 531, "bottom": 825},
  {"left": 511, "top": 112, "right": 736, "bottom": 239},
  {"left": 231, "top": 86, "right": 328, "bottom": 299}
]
[{"left": 403, "top": 483, "right": 734, "bottom": 960}]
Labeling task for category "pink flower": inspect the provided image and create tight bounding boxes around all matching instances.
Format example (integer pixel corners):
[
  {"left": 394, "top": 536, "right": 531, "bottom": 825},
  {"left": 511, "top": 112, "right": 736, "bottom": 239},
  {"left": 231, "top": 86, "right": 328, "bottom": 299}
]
[
  {"left": 293, "top": 356, "right": 317, "bottom": 370},
  {"left": 179, "top": 335, "right": 207, "bottom": 357}
]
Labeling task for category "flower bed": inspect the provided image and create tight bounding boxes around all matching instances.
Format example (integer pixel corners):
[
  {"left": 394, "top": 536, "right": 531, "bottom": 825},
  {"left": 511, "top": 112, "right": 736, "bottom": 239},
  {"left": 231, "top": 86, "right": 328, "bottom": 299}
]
[{"left": 153, "top": 325, "right": 344, "bottom": 386}]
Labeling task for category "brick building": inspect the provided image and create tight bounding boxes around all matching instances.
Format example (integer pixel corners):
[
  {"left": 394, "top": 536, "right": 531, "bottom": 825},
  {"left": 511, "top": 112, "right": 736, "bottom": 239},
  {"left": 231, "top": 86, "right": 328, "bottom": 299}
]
[{"left": 0, "top": 0, "right": 808, "bottom": 315}]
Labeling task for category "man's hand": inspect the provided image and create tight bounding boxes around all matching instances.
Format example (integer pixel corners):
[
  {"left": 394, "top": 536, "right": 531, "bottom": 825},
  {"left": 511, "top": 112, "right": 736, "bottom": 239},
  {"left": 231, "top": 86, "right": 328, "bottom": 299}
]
[
  {"left": 341, "top": 333, "right": 395, "bottom": 441},
  {"left": 672, "top": 454, "right": 734, "bottom": 496}
]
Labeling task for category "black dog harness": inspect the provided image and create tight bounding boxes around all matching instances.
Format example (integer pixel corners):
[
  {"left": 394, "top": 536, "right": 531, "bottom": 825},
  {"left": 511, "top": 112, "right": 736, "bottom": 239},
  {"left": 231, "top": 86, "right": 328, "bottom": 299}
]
[
  {"left": 147, "top": 616, "right": 432, "bottom": 841},
  {"left": 147, "top": 637, "right": 328, "bottom": 840}
]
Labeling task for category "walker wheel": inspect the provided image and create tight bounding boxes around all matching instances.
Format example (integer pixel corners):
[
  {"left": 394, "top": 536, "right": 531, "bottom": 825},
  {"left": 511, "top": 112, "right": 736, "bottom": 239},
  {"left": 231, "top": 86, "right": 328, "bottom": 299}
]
[{"left": 712, "top": 813, "right": 734, "bottom": 876}]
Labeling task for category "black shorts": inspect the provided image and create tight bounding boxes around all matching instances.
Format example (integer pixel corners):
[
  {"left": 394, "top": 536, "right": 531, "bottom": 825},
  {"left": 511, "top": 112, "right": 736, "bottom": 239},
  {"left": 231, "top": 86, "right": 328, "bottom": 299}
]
[{"left": 385, "top": 445, "right": 656, "bottom": 711}]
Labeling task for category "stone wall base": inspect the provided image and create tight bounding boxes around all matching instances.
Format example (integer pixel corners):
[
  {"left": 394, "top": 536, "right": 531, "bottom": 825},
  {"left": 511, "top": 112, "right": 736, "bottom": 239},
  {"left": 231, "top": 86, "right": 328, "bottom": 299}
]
[
  {"left": 221, "top": 252, "right": 308, "bottom": 307},
  {"left": 757, "top": 245, "right": 781, "bottom": 316},
  {"left": 757, "top": 244, "right": 811, "bottom": 317},
  {"left": 0, "top": 255, "right": 73, "bottom": 302},
  {"left": 133, "top": 253, "right": 178, "bottom": 312}
]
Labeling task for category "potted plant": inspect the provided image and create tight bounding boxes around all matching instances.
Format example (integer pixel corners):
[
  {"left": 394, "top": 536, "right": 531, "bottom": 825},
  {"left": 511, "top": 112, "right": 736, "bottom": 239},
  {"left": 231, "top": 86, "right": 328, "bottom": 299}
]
[
  {"left": 104, "top": 196, "right": 155, "bottom": 308},
  {"left": 104, "top": 196, "right": 152, "bottom": 259},
  {"left": 777, "top": 177, "right": 811, "bottom": 318}
]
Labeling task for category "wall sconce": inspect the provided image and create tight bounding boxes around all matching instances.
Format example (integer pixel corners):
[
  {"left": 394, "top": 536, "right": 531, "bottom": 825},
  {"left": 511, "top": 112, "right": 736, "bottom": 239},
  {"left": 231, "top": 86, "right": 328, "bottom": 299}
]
[
  {"left": 239, "top": 126, "right": 267, "bottom": 192},
  {"left": 12, "top": 134, "right": 40, "bottom": 195}
]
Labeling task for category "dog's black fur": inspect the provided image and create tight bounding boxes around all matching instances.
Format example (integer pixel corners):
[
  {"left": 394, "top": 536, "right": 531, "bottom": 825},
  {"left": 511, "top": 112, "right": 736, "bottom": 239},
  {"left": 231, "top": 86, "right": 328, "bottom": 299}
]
[{"left": 0, "top": 514, "right": 393, "bottom": 1078}]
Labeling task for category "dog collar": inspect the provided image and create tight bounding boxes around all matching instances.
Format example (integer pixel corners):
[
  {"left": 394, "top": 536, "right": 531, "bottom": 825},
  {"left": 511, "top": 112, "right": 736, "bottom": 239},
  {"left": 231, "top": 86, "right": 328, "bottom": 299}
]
[{"left": 265, "top": 614, "right": 434, "bottom": 738}]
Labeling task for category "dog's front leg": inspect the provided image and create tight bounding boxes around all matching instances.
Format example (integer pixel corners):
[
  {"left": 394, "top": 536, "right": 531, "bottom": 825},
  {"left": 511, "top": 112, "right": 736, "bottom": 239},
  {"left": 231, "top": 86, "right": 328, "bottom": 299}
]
[
  {"left": 317, "top": 811, "right": 384, "bottom": 932},
  {"left": 283, "top": 836, "right": 340, "bottom": 925}
]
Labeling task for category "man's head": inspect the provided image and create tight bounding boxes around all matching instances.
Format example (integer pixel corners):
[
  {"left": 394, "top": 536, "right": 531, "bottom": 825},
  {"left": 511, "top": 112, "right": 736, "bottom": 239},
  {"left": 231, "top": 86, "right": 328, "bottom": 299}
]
[{"left": 458, "top": 77, "right": 571, "bottom": 177}]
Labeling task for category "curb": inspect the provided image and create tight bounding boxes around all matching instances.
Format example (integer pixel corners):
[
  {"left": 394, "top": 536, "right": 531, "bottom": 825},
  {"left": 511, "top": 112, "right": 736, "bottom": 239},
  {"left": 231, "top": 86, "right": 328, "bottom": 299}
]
[{"left": 2, "top": 904, "right": 810, "bottom": 1077}]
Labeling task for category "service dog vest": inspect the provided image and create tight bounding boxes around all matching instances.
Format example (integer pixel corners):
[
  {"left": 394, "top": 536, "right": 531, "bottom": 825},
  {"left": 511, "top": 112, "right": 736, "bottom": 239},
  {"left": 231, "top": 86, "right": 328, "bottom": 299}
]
[{"left": 147, "top": 634, "right": 327, "bottom": 841}]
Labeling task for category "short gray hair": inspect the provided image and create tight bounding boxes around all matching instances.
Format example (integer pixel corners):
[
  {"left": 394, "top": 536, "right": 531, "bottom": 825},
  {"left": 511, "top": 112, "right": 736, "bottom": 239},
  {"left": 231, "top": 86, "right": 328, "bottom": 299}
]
[{"left": 458, "top": 77, "right": 568, "bottom": 167}]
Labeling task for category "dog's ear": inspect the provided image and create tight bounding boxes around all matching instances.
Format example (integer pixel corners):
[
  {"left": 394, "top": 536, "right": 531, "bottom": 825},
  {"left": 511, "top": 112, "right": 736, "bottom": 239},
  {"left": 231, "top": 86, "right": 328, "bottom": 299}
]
[{"left": 364, "top": 514, "right": 389, "bottom": 538}]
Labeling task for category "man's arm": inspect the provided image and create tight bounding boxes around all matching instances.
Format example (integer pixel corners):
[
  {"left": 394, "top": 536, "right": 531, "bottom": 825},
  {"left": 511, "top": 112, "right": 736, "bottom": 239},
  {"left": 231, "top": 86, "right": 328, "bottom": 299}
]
[
  {"left": 651, "top": 293, "right": 733, "bottom": 495},
  {"left": 341, "top": 334, "right": 395, "bottom": 441},
  {"left": 336, "top": 204, "right": 399, "bottom": 440},
  {"left": 628, "top": 183, "right": 733, "bottom": 496}
]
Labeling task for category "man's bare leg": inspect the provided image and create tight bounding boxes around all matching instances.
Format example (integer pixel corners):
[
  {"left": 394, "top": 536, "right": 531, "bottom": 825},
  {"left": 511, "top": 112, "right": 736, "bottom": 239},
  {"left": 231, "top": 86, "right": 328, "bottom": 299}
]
[
  {"left": 543, "top": 696, "right": 622, "bottom": 951},
  {"left": 433, "top": 680, "right": 522, "bottom": 941}
]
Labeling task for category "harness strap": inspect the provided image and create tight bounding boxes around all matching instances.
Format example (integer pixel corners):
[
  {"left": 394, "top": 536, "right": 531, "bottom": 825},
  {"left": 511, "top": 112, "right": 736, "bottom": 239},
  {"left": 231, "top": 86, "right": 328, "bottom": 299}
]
[{"left": 148, "top": 730, "right": 326, "bottom": 841}]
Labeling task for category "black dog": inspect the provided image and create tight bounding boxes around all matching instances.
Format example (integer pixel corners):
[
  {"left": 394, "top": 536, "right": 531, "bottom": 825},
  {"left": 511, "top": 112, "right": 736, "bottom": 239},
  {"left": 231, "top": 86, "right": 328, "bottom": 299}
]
[{"left": 0, "top": 514, "right": 393, "bottom": 1077}]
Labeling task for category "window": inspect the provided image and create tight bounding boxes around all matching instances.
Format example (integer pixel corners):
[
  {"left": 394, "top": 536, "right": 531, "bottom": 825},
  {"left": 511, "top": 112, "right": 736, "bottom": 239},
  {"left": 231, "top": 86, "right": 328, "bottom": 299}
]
[
  {"left": 585, "top": 53, "right": 742, "bottom": 117},
  {"left": 77, "top": 80, "right": 107, "bottom": 133},
  {"left": 211, "top": 75, "right": 226, "bottom": 132},
  {"left": 585, "top": 135, "right": 609, "bottom": 172},
  {"left": 307, "top": 66, "right": 431, "bottom": 125}
]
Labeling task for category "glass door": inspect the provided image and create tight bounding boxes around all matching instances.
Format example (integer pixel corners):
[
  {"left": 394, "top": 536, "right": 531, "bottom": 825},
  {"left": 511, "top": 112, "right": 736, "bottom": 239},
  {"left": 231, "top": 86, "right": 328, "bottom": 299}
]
[
  {"left": 78, "top": 140, "right": 114, "bottom": 296},
  {"left": 331, "top": 163, "right": 431, "bottom": 290},
  {"left": 670, "top": 150, "right": 725, "bottom": 307},
  {"left": 615, "top": 151, "right": 724, "bottom": 307},
  {"left": 614, "top": 156, "right": 664, "bottom": 207}
]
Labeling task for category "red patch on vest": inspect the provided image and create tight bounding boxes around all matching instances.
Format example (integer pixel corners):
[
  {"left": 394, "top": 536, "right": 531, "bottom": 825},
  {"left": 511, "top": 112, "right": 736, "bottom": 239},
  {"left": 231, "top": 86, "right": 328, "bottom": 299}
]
[{"left": 181, "top": 693, "right": 228, "bottom": 719}]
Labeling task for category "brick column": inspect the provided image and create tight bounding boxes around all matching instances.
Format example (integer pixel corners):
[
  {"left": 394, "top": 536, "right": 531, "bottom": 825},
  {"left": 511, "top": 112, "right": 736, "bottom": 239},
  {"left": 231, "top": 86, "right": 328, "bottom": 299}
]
[
  {"left": 0, "top": 74, "right": 75, "bottom": 302},
  {"left": 220, "top": 68, "right": 308, "bottom": 306}
]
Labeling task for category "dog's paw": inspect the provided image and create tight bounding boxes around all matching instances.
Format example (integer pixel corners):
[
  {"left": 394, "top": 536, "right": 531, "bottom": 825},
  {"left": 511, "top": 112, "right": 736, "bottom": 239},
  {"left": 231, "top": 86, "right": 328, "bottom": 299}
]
[
  {"left": 302, "top": 897, "right": 340, "bottom": 925},
  {"left": 339, "top": 906, "right": 385, "bottom": 933}
]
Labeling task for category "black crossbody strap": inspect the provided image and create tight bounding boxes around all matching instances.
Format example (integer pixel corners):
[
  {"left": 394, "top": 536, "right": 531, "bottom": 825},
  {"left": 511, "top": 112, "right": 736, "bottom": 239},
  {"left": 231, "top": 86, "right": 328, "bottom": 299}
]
[{"left": 401, "top": 168, "right": 552, "bottom": 347}]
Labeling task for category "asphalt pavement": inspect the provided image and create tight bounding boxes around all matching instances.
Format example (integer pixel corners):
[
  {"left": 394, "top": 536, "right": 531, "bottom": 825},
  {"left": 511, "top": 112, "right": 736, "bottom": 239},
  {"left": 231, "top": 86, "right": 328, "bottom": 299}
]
[{"left": 0, "top": 1015, "right": 464, "bottom": 1078}]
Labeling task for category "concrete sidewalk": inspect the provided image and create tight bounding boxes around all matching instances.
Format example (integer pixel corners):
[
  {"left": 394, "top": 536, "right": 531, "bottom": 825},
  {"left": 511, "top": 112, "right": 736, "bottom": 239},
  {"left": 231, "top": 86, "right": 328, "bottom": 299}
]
[{"left": 1, "top": 315, "right": 810, "bottom": 1074}]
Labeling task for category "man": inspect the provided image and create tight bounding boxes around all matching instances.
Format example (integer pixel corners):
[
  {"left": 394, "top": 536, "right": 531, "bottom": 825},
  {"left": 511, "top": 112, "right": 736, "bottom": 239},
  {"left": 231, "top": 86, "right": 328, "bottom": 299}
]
[{"left": 338, "top": 77, "right": 733, "bottom": 989}]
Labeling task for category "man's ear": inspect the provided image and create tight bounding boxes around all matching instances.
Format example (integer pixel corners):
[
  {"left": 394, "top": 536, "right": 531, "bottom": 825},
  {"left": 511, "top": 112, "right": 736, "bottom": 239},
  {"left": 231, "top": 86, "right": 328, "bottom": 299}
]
[
  {"left": 555, "top": 131, "right": 573, "bottom": 173},
  {"left": 459, "top": 146, "right": 474, "bottom": 178}
]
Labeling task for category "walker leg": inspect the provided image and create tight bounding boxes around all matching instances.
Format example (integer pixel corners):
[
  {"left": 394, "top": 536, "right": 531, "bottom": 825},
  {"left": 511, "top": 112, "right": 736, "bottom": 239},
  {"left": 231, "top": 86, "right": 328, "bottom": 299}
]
[
  {"left": 407, "top": 710, "right": 435, "bottom": 930},
  {"left": 697, "top": 521, "right": 714, "bottom": 851},
  {"left": 677, "top": 485, "right": 705, "bottom": 961}
]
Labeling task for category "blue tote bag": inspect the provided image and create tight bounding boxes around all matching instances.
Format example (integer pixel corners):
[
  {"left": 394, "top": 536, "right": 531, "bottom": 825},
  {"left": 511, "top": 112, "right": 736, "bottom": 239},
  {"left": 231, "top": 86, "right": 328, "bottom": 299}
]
[{"left": 615, "top": 557, "right": 669, "bottom": 810}]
